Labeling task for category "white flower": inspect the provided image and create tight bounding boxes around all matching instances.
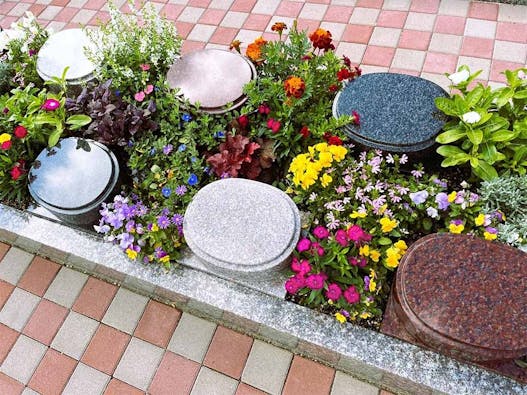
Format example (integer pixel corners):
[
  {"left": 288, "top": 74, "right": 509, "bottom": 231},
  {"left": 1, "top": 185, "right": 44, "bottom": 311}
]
[
  {"left": 448, "top": 69, "right": 470, "bottom": 85},
  {"left": 462, "top": 111, "right": 481, "bottom": 124},
  {"left": 426, "top": 207, "right": 439, "bottom": 219}
]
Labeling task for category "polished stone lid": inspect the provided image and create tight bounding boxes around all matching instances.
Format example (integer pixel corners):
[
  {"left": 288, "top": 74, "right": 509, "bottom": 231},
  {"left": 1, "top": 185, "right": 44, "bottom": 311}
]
[
  {"left": 28, "top": 138, "right": 117, "bottom": 210},
  {"left": 397, "top": 233, "right": 527, "bottom": 358},
  {"left": 166, "top": 49, "right": 256, "bottom": 113},
  {"left": 333, "top": 73, "right": 448, "bottom": 152},
  {"left": 36, "top": 28, "right": 95, "bottom": 82},
  {"left": 183, "top": 178, "right": 300, "bottom": 273}
]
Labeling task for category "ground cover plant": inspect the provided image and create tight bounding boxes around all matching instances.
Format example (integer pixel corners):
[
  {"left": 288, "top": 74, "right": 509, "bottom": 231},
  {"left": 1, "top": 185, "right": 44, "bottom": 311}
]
[{"left": 0, "top": 3, "right": 525, "bottom": 328}]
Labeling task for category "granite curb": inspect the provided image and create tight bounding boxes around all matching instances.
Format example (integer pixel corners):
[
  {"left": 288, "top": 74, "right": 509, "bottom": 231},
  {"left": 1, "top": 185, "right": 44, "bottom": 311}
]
[{"left": 0, "top": 203, "right": 525, "bottom": 395}]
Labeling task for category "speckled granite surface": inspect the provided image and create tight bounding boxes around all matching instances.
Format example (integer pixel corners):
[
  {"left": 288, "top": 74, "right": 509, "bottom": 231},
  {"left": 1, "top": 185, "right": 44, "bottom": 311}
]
[
  {"left": 382, "top": 233, "right": 527, "bottom": 384},
  {"left": 1, "top": 204, "right": 527, "bottom": 394},
  {"left": 333, "top": 73, "right": 448, "bottom": 152}
]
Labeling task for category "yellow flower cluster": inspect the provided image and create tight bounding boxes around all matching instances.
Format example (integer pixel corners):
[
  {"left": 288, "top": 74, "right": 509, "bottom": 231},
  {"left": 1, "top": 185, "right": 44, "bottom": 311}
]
[
  {"left": 384, "top": 240, "right": 408, "bottom": 269},
  {"left": 379, "top": 216, "right": 398, "bottom": 233},
  {"left": 289, "top": 143, "right": 347, "bottom": 190},
  {"left": 359, "top": 244, "right": 380, "bottom": 262}
]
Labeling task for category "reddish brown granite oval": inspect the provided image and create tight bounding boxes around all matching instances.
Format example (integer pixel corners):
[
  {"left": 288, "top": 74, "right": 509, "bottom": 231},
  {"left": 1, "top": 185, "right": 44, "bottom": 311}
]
[{"left": 396, "top": 233, "right": 527, "bottom": 361}]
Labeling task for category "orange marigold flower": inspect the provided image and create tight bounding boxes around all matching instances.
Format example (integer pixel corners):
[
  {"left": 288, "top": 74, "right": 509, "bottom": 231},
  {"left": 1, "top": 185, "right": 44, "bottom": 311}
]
[
  {"left": 284, "top": 76, "right": 306, "bottom": 98},
  {"left": 246, "top": 37, "right": 267, "bottom": 61},
  {"left": 229, "top": 40, "right": 241, "bottom": 53},
  {"left": 309, "top": 28, "right": 334, "bottom": 51},
  {"left": 254, "top": 37, "right": 267, "bottom": 46},
  {"left": 271, "top": 22, "right": 287, "bottom": 34}
]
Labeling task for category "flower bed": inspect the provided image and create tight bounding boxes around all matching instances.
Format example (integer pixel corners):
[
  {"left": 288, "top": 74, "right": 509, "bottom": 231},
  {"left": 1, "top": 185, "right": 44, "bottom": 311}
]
[{"left": 0, "top": 2, "right": 526, "bottom": 334}]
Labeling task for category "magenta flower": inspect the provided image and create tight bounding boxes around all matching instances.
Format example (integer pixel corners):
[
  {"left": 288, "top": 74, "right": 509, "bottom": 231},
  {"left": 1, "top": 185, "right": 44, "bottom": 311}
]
[
  {"left": 140, "top": 64, "right": 151, "bottom": 71},
  {"left": 144, "top": 84, "right": 154, "bottom": 94},
  {"left": 306, "top": 273, "right": 327, "bottom": 290},
  {"left": 134, "top": 91, "right": 146, "bottom": 102},
  {"left": 311, "top": 242, "right": 325, "bottom": 256},
  {"left": 41, "top": 99, "right": 60, "bottom": 111},
  {"left": 313, "top": 226, "right": 329, "bottom": 239},
  {"left": 291, "top": 258, "right": 311, "bottom": 275},
  {"left": 343, "top": 286, "right": 360, "bottom": 304},
  {"left": 347, "top": 225, "right": 371, "bottom": 244},
  {"left": 285, "top": 274, "right": 306, "bottom": 294},
  {"left": 325, "top": 283, "right": 342, "bottom": 301},
  {"left": 297, "top": 238, "right": 311, "bottom": 252},
  {"left": 335, "top": 229, "right": 348, "bottom": 247}
]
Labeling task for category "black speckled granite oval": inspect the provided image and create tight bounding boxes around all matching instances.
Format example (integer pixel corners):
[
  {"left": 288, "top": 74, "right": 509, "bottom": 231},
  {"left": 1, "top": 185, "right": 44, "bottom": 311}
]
[
  {"left": 332, "top": 73, "right": 448, "bottom": 152},
  {"left": 396, "top": 233, "right": 527, "bottom": 361}
]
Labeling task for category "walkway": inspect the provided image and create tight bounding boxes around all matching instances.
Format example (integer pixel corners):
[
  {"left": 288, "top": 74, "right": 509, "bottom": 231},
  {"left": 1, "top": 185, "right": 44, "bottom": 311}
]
[{"left": 0, "top": 243, "right": 386, "bottom": 394}]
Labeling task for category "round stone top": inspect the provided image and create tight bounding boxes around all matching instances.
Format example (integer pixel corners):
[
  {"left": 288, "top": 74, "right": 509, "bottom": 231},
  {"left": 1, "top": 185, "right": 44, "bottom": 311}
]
[
  {"left": 183, "top": 178, "right": 300, "bottom": 274},
  {"left": 397, "top": 233, "right": 527, "bottom": 360},
  {"left": 37, "top": 28, "right": 96, "bottom": 83},
  {"left": 166, "top": 49, "right": 256, "bottom": 114},
  {"left": 333, "top": 73, "right": 448, "bottom": 152},
  {"left": 28, "top": 138, "right": 118, "bottom": 210}
]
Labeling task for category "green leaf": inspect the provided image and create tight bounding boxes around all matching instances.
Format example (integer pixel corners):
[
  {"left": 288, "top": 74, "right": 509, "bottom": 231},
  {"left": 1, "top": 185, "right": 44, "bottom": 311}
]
[
  {"left": 47, "top": 129, "right": 61, "bottom": 147},
  {"left": 472, "top": 161, "right": 498, "bottom": 181},
  {"left": 66, "top": 114, "right": 91, "bottom": 127},
  {"left": 423, "top": 218, "right": 432, "bottom": 231},
  {"left": 435, "top": 128, "right": 466, "bottom": 144},
  {"left": 466, "top": 128, "right": 483, "bottom": 145},
  {"left": 435, "top": 97, "right": 459, "bottom": 117},
  {"left": 441, "top": 153, "right": 470, "bottom": 167},
  {"left": 469, "top": 156, "right": 479, "bottom": 168},
  {"left": 436, "top": 145, "right": 466, "bottom": 157},
  {"left": 513, "top": 146, "right": 527, "bottom": 163},
  {"left": 377, "top": 237, "right": 392, "bottom": 246},
  {"left": 482, "top": 116, "right": 509, "bottom": 134},
  {"left": 488, "top": 129, "right": 517, "bottom": 142},
  {"left": 465, "top": 85, "right": 484, "bottom": 108},
  {"left": 481, "top": 143, "right": 501, "bottom": 164},
  {"left": 495, "top": 87, "right": 514, "bottom": 108},
  {"left": 513, "top": 89, "right": 527, "bottom": 100}
]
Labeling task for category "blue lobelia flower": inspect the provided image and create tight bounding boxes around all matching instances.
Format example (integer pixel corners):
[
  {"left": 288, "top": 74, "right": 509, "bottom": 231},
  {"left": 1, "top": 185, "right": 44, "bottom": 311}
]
[{"left": 187, "top": 173, "right": 198, "bottom": 186}]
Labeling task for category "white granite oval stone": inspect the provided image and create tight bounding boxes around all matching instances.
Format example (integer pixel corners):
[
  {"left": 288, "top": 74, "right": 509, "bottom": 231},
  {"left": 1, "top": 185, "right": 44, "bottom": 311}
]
[
  {"left": 36, "top": 28, "right": 96, "bottom": 82},
  {"left": 183, "top": 178, "right": 300, "bottom": 275},
  {"left": 28, "top": 138, "right": 116, "bottom": 210}
]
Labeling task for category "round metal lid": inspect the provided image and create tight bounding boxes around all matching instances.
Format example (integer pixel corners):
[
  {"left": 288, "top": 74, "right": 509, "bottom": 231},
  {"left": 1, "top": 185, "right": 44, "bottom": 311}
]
[
  {"left": 166, "top": 49, "right": 255, "bottom": 113},
  {"left": 333, "top": 73, "right": 448, "bottom": 152},
  {"left": 183, "top": 178, "right": 300, "bottom": 272},
  {"left": 28, "top": 138, "right": 116, "bottom": 210},
  {"left": 397, "top": 233, "right": 527, "bottom": 355},
  {"left": 36, "top": 28, "right": 96, "bottom": 82}
]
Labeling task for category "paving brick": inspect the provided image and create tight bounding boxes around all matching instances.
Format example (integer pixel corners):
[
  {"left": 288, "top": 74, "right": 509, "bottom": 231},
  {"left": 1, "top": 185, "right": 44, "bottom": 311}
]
[
  {"left": 168, "top": 313, "right": 216, "bottom": 362},
  {"left": 349, "top": 7, "right": 379, "bottom": 25},
  {"left": 0, "top": 2, "right": 16, "bottom": 15},
  {"left": 71, "top": 9, "right": 97, "bottom": 24},
  {"left": 422, "top": 52, "right": 458, "bottom": 74},
  {"left": 404, "top": 11, "right": 436, "bottom": 31},
  {"left": 44, "top": 266, "right": 88, "bottom": 308},
  {"left": 114, "top": 337, "right": 164, "bottom": 391},
  {"left": 469, "top": 1, "right": 499, "bottom": 21},
  {"left": 376, "top": 10, "right": 408, "bottom": 28},
  {"left": 221, "top": 11, "right": 248, "bottom": 28},
  {"left": 490, "top": 60, "right": 524, "bottom": 83},
  {"left": 236, "top": 383, "right": 267, "bottom": 395},
  {"left": 434, "top": 15, "right": 466, "bottom": 35},
  {"left": 104, "top": 378, "right": 144, "bottom": 395},
  {"left": 21, "top": 388, "right": 40, "bottom": 395},
  {"left": 0, "top": 335, "right": 47, "bottom": 384},
  {"left": 28, "top": 348, "right": 76, "bottom": 395},
  {"left": 18, "top": 256, "right": 60, "bottom": 297},
  {"left": 191, "top": 367, "right": 238, "bottom": 395},
  {"left": 72, "top": 276, "right": 118, "bottom": 321},
  {"left": 187, "top": 24, "right": 217, "bottom": 41},
  {"left": 252, "top": 0, "right": 280, "bottom": 15},
  {"left": 134, "top": 300, "right": 181, "bottom": 348},
  {"left": 437, "top": 0, "right": 469, "bottom": 17},
  {"left": 369, "top": 27, "right": 401, "bottom": 47},
  {"left": 0, "top": 288, "right": 40, "bottom": 331},
  {"left": 493, "top": 40, "right": 527, "bottom": 63},
  {"left": 0, "top": 243, "right": 10, "bottom": 261},
  {"left": 199, "top": 8, "right": 227, "bottom": 24},
  {"left": 0, "top": 323, "right": 18, "bottom": 364},
  {"left": 51, "top": 311, "right": 99, "bottom": 359},
  {"left": 149, "top": 351, "right": 200, "bottom": 395},
  {"left": 0, "top": 280, "right": 14, "bottom": 310},
  {"left": 0, "top": 372, "right": 24, "bottom": 395},
  {"left": 0, "top": 247, "right": 33, "bottom": 285},
  {"left": 243, "top": 14, "right": 271, "bottom": 31},
  {"left": 282, "top": 355, "right": 335, "bottom": 395},
  {"left": 275, "top": 0, "right": 303, "bottom": 17},
  {"left": 299, "top": 3, "right": 328, "bottom": 20},
  {"left": 336, "top": 42, "right": 366, "bottom": 64},
  {"left": 39, "top": 5, "right": 62, "bottom": 20},
  {"left": 357, "top": 0, "right": 383, "bottom": 8},
  {"left": 22, "top": 299, "right": 68, "bottom": 345},
  {"left": 391, "top": 48, "right": 426, "bottom": 71},
  {"left": 331, "top": 371, "right": 378, "bottom": 395},
  {"left": 182, "top": 40, "right": 207, "bottom": 54},
  {"left": 320, "top": 22, "right": 346, "bottom": 42},
  {"left": 63, "top": 362, "right": 111, "bottom": 395},
  {"left": 496, "top": 22, "right": 527, "bottom": 44},
  {"left": 460, "top": 36, "right": 494, "bottom": 58},
  {"left": 457, "top": 55, "right": 491, "bottom": 80},
  {"left": 178, "top": 6, "right": 206, "bottom": 23},
  {"left": 209, "top": 0, "right": 234, "bottom": 9},
  {"left": 410, "top": 0, "right": 439, "bottom": 14},
  {"left": 464, "top": 18, "right": 497, "bottom": 39},
  {"left": 362, "top": 45, "right": 396, "bottom": 67},
  {"left": 81, "top": 323, "right": 130, "bottom": 375},
  {"left": 242, "top": 340, "right": 292, "bottom": 395},
  {"left": 324, "top": 5, "right": 354, "bottom": 24},
  {"left": 204, "top": 326, "right": 253, "bottom": 379},
  {"left": 382, "top": 0, "right": 410, "bottom": 10},
  {"left": 429, "top": 33, "right": 462, "bottom": 54},
  {"left": 210, "top": 26, "right": 239, "bottom": 44},
  {"left": 102, "top": 287, "right": 148, "bottom": 335},
  {"left": 498, "top": 3, "right": 527, "bottom": 23},
  {"left": 342, "top": 25, "right": 373, "bottom": 44}
]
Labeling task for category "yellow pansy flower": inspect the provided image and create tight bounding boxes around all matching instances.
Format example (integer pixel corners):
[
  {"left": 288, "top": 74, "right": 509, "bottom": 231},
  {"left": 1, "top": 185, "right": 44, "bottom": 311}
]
[
  {"left": 394, "top": 240, "right": 408, "bottom": 251},
  {"left": 484, "top": 231, "right": 497, "bottom": 240},
  {"left": 385, "top": 255, "right": 399, "bottom": 268},
  {"left": 321, "top": 173, "right": 332, "bottom": 187},
  {"left": 328, "top": 145, "right": 347, "bottom": 162},
  {"left": 151, "top": 223, "right": 159, "bottom": 232},
  {"left": 449, "top": 222, "right": 464, "bottom": 234},
  {"left": 369, "top": 249, "right": 380, "bottom": 262},
  {"left": 314, "top": 142, "right": 329, "bottom": 152},
  {"left": 369, "top": 279, "right": 377, "bottom": 292},
  {"left": 318, "top": 151, "right": 333, "bottom": 168},
  {"left": 359, "top": 245, "right": 370, "bottom": 257},
  {"left": 475, "top": 213, "right": 485, "bottom": 226},
  {"left": 159, "top": 255, "right": 170, "bottom": 263},
  {"left": 447, "top": 191, "right": 457, "bottom": 203},
  {"left": 350, "top": 210, "right": 367, "bottom": 219},
  {"left": 380, "top": 217, "right": 398, "bottom": 233},
  {"left": 126, "top": 248, "right": 138, "bottom": 260},
  {"left": 359, "top": 312, "right": 372, "bottom": 319},
  {"left": 335, "top": 312, "right": 346, "bottom": 323}
]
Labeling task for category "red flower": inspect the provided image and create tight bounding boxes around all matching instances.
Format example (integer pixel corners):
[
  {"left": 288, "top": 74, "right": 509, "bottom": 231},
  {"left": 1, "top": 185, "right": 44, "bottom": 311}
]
[
  {"left": 284, "top": 76, "right": 306, "bottom": 98},
  {"left": 14, "top": 125, "right": 27, "bottom": 139},
  {"left": 352, "top": 110, "right": 360, "bottom": 126},
  {"left": 342, "top": 55, "right": 351, "bottom": 68},
  {"left": 328, "top": 84, "right": 338, "bottom": 92},
  {"left": 267, "top": 118, "right": 281, "bottom": 133},
  {"left": 328, "top": 136, "right": 343, "bottom": 145},
  {"left": 309, "top": 28, "right": 334, "bottom": 51},
  {"left": 337, "top": 68, "right": 353, "bottom": 81},
  {"left": 238, "top": 114, "right": 249, "bottom": 128},
  {"left": 258, "top": 104, "right": 270, "bottom": 115},
  {"left": 299, "top": 126, "right": 310, "bottom": 138},
  {"left": 10, "top": 165, "right": 23, "bottom": 180},
  {"left": 301, "top": 55, "right": 312, "bottom": 61},
  {"left": 1, "top": 141, "right": 11, "bottom": 150}
]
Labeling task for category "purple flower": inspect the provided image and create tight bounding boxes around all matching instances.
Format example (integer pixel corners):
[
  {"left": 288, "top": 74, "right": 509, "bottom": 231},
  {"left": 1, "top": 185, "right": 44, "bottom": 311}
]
[
  {"left": 433, "top": 178, "right": 448, "bottom": 188},
  {"left": 411, "top": 169, "right": 424, "bottom": 179},
  {"left": 172, "top": 214, "right": 184, "bottom": 226},
  {"left": 155, "top": 247, "right": 168, "bottom": 259},
  {"left": 125, "top": 220, "right": 135, "bottom": 232},
  {"left": 176, "top": 185, "right": 187, "bottom": 196},
  {"left": 469, "top": 193, "right": 479, "bottom": 203},
  {"left": 364, "top": 276, "right": 370, "bottom": 291},
  {"left": 187, "top": 173, "right": 198, "bottom": 186},
  {"left": 436, "top": 192, "right": 450, "bottom": 210},
  {"left": 163, "top": 144, "right": 173, "bottom": 155},
  {"left": 214, "top": 131, "right": 225, "bottom": 139},
  {"left": 118, "top": 233, "right": 134, "bottom": 249},
  {"left": 426, "top": 207, "right": 439, "bottom": 218},
  {"left": 162, "top": 187, "right": 171, "bottom": 198},
  {"left": 157, "top": 215, "right": 170, "bottom": 229},
  {"left": 306, "top": 273, "right": 327, "bottom": 290},
  {"left": 454, "top": 191, "right": 465, "bottom": 204},
  {"left": 409, "top": 190, "right": 429, "bottom": 205}
]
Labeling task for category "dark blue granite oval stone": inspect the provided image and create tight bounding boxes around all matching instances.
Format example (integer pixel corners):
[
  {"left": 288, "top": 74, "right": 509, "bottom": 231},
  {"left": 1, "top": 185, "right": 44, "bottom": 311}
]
[{"left": 333, "top": 73, "right": 448, "bottom": 152}]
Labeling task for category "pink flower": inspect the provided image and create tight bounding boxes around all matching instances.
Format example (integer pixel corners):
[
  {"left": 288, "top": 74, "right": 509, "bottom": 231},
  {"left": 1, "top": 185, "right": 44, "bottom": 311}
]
[
  {"left": 306, "top": 273, "right": 327, "bottom": 290},
  {"left": 14, "top": 125, "right": 27, "bottom": 139},
  {"left": 311, "top": 242, "right": 325, "bottom": 256},
  {"left": 313, "top": 226, "right": 329, "bottom": 239},
  {"left": 352, "top": 110, "right": 360, "bottom": 126},
  {"left": 325, "top": 283, "right": 342, "bottom": 301},
  {"left": 144, "top": 84, "right": 154, "bottom": 94},
  {"left": 347, "top": 225, "right": 371, "bottom": 244},
  {"left": 267, "top": 118, "right": 281, "bottom": 133},
  {"left": 348, "top": 256, "right": 367, "bottom": 268},
  {"left": 10, "top": 165, "right": 23, "bottom": 180},
  {"left": 285, "top": 275, "right": 306, "bottom": 294},
  {"left": 343, "top": 286, "right": 360, "bottom": 304},
  {"left": 41, "top": 99, "right": 60, "bottom": 111},
  {"left": 291, "top": 258, "right": 311, "bottom": 275},
  {"left": 140, "top": 64, "right": 150, "bottom": 71},
  {"left": 134, "top": 91, "right": 146, "bottom": 102},
  {"left": 258, "top": 104, "right": 270, "bottom": 114},
  {"left": 1, "top": 141, "right": 11, "bottom": 150},
  {"left": 335, "top": 229, "right": 348, "bottom": 247},
  {"left": 238, "top": 114, "right": 249, "bottom": 128},
  {"left": 297, "top": 238, "right": 311, "bottom": 252}
]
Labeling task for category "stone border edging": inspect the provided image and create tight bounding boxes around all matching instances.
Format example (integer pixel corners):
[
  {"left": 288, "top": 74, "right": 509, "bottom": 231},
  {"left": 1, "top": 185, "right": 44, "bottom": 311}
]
[{"left": 0, "top": 203, "right": 525, "bottom": 395}]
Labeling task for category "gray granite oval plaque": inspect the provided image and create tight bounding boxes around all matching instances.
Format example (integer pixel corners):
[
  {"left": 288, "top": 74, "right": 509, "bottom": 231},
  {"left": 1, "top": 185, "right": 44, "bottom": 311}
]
[
  {"left": 28, "top": 138, "right": 116, "bottom": 210},
  {"left": 183, "top": 178, "right": 300, "bottom": 276},
  {"left": 37, "top": 28, "right": 96, "bottom": 83},
  {"left": 166, "top": 49, "right": 255, "bottom": 113},
  {"left": 333, "top": 73, "right": 448, "bottom": 152}
]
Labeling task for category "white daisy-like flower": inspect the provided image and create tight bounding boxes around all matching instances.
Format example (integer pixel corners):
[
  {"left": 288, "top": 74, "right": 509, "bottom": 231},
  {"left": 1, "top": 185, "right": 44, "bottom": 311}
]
[
  {"left": 448, "top": 69, "right": 470, "bottom": 85},
  {"left": 462, "top": 111, "right": 481, "bottom": 124}
]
